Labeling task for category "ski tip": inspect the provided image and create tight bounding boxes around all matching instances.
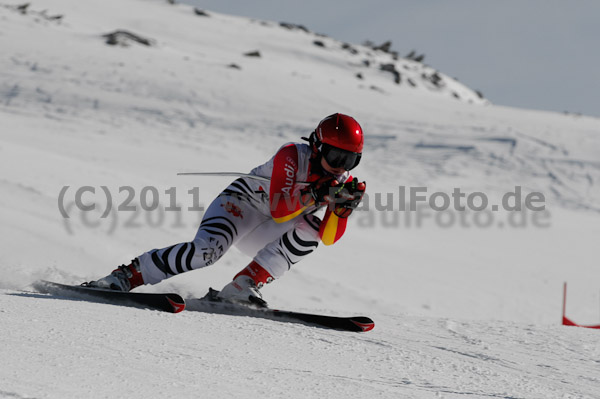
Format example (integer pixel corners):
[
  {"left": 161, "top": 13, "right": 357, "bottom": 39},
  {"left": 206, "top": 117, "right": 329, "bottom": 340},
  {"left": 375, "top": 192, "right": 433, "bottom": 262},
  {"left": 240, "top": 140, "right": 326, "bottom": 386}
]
[
  {"left": 351, "top": 317, "right": 375, "bottom": 332},
  {"left": 166, "top": 296, "right": 186, "bottom": 313}
]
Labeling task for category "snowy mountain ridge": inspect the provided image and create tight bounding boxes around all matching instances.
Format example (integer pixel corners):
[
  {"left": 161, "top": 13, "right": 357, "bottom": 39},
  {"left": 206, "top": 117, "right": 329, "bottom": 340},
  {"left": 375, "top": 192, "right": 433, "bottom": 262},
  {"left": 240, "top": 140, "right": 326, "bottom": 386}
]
[
  {"left": 0, "top": 0, "right": 488, "bottom": 104},
  {"left": 1, "top": 0, "right": 600, "bottom": 398}
]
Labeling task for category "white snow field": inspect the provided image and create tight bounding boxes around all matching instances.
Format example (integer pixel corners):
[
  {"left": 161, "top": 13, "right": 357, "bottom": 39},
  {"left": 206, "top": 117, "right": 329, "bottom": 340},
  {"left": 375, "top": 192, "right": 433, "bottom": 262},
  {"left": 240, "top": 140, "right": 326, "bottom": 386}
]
[{"left": 1, "top": 0, "right": 600, "bottom": 398}]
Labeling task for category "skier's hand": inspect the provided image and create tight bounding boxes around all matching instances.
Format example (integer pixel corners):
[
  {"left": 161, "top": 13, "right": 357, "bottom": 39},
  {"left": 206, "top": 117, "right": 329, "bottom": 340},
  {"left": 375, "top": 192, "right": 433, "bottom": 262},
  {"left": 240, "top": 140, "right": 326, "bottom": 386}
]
[
  {"left": 333, "top": 178, "right": 366, "bottom": 218},
  {"left": 302, "top": 176, "right": 340, "bottom": 205}
]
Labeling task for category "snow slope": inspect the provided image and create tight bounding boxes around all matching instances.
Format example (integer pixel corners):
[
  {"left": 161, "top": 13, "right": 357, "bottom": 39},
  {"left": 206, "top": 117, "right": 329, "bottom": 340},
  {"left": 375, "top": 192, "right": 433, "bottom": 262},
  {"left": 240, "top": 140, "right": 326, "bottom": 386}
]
[
  {"left": 2, "top": 292, "right": 600, "bottom": 399},
  {"left": 1, "top": 0, "right": 600, "bottom": 398}
]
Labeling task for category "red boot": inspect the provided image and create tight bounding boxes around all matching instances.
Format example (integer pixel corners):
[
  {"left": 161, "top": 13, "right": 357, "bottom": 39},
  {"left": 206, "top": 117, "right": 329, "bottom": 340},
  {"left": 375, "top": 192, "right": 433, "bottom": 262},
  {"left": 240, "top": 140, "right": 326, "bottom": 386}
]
[
  {"left": 90, "top": 259, "right": 144, "bottom": 291},
  {"left": 217, "top": 261, "right": 273, "bottom": 307}
]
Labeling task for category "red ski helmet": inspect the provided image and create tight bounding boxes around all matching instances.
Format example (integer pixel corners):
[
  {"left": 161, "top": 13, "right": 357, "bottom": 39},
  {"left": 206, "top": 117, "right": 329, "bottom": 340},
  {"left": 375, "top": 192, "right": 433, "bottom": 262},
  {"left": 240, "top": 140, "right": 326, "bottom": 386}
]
[
  {"left": 311, "top": 113, "right": 363, "bottom": 170},
  {"left": 316, "top": 113, "right": 363, "bottom": 153}
]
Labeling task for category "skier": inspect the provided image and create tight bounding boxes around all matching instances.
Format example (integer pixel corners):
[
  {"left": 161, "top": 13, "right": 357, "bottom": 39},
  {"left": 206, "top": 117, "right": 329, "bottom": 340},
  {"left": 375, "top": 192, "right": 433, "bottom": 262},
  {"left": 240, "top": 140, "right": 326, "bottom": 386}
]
[{"left": 90, "top": 113, "right": 366, "bottom": 306}]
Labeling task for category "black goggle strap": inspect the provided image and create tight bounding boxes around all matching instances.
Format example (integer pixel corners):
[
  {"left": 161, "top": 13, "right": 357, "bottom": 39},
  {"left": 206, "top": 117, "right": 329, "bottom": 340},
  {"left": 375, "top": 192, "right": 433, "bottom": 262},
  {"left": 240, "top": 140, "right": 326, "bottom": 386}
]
[{"left": 302, "top": 131, "right": 322, "bottom": 156}]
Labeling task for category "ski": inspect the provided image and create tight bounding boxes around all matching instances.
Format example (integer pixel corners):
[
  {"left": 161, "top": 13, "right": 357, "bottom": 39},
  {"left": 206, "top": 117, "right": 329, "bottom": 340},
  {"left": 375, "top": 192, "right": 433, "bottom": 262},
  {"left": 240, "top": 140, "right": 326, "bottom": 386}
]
[
  {"left": 32, "top": 280, "right": 186, "bottom": 313},
  {"left": 31, "top": 283, "right": 374, "bottom": 331},
  {"left": 186, "top": 288, "right": 375, "bottom": 332}
]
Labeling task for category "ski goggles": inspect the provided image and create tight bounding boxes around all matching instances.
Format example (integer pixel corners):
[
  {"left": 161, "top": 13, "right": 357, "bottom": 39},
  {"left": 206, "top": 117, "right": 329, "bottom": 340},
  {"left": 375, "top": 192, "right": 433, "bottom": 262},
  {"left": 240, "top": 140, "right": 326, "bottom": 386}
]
[{"left": 321, "top": 144, "right": 362, "bottom": 171}]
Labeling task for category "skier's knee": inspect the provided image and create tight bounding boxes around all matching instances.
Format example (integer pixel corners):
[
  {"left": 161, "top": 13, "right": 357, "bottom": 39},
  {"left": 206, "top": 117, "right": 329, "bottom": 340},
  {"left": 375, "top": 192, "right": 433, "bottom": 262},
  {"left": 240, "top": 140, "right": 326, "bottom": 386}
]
[
  {"left": 191, "top": 236, "right": 226, "bottom": 267},
  {"left": 296, "top": 214, "right": 321, "bottom": 243},
  {"left": 254, "top": 215, "right": 321, "bottom": 278}
]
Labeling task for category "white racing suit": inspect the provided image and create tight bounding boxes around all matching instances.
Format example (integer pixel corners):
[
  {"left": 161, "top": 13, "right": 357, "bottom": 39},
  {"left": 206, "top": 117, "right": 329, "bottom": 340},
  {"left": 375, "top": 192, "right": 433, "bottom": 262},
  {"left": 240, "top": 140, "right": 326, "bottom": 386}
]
[{"left": 137, "top": 142, "right": 351, "bottom": 285}]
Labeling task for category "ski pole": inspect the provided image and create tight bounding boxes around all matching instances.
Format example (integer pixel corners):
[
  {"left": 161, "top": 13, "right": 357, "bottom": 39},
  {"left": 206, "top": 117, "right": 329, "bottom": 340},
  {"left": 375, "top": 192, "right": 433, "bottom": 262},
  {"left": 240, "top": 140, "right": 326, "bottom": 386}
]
[{"left": 177, "top": 172, "right": 311, "bottom": 186}]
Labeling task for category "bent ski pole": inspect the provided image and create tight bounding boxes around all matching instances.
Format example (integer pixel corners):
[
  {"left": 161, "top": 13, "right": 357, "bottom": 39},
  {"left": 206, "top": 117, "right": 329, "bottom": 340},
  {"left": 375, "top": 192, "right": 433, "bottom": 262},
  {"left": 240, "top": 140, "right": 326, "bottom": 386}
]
[{"left": 177, "top": 172, "right": 310, "bottom": 186}]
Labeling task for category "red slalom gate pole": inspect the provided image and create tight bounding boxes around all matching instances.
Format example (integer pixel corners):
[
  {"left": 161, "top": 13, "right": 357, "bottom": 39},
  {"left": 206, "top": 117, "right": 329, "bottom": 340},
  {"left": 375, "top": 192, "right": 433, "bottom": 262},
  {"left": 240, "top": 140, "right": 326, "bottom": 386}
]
[{"left": 562, "top": 282, "right": 600, "bottom": 329}]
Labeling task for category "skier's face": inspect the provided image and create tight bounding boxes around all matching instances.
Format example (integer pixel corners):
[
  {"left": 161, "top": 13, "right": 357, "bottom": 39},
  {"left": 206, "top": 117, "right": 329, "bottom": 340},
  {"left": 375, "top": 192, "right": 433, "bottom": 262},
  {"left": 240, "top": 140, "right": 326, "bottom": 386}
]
[{"left": 320, "top": 156, "right": 346, "bottom": 175}]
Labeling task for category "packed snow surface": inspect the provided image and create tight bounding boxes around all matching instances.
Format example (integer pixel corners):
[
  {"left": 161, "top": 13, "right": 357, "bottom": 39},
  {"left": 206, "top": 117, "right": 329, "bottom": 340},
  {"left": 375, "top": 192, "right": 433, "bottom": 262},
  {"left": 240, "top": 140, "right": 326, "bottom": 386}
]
[{"left": 1, "top": 0, "right": 600, "bottom": 398}]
